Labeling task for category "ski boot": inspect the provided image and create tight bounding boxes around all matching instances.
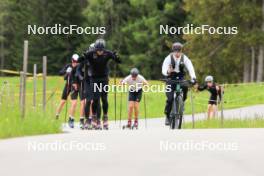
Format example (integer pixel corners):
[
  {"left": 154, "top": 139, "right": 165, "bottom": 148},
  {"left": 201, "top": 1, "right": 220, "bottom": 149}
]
[
  {"left": 84, "top": 117, "right": 93, "bottom": 130},
  {"left": 68, "top": 117, "right": 75, "bottom": 128},
  {"left": 103, "top": 115, "right": 109, "bottom": 130},
  {"left": 132, "top": 119, "right": 138, "bottom": 130},
  {"left": 122, "top": 120, "right": 132, "bottom": 130},
  {"left": 79, "top": 118, "right": 85, "bottom": 130},
  {"left": 95, "top": 120, "right": 102, "bottom": 130}
]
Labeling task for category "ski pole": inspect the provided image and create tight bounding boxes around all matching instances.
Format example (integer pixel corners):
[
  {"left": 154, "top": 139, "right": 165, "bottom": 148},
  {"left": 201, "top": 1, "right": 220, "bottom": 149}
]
[
  {"left": 64, "top": 75, "right": 70, "bottom": 126},
  {"left": 114, "top": 64, "right": 117, "bottom": 123},
  {"left": 143, "top": 93, "right": 147, "bottom": 129},
  {"left": 119, "top": 90, "right": 122, "bottom": 128}
]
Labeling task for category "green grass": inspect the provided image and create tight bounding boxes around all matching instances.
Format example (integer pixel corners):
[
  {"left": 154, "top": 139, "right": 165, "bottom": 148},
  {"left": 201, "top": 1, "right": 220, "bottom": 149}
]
[
  {"left": 0, "top": 102, "right": 61, "bottom": 139},
  {"left": 184, "top": 118, "right": 264, "bottom": 129},
  {"left": 0, "top": 76, "right": 263, "bottom": 138}
]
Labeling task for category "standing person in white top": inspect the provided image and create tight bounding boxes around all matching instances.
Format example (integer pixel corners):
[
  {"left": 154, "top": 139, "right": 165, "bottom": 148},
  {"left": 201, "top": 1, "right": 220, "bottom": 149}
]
[
  {"left": 121, "top": 68, "right": 148, "bottom": 128},
  {"left": 162, "top": 42, "right": 197, "bottom": 126}
]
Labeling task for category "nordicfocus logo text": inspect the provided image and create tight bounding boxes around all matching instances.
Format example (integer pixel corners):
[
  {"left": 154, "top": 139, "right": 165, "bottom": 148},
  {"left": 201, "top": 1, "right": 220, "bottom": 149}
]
[
  {"left": 27, "top": 24, "right": 106, "bottom": 35},
  {"left": 160, "top": 24, "right": 238, "bottom": 35}
]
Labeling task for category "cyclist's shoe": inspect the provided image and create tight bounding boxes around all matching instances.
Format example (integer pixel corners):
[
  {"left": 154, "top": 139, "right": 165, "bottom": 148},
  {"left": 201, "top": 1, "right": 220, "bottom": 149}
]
[
  {"left": 80, "top": 118, "right": 85, "bottom": 129},
  {"left": 103, "top": 120, "right": 109, "bottom": 130},
  {"left": 165, "top": 116, "right": 170, "bottom": 126},
  {"left": 55, "top": 114, "right": 59, "bottom": 120},
  {"left": 68, "top": 118, "right": 75, "bottom": 128}
]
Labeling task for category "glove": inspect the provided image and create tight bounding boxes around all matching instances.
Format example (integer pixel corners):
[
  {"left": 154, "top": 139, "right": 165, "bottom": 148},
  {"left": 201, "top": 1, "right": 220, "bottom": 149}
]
[
  {"left": 190, "top": 78, "right": 197, "bottom": 85},
  {"left": 66, "top": 67, "right": 72, "bottom": 74}
]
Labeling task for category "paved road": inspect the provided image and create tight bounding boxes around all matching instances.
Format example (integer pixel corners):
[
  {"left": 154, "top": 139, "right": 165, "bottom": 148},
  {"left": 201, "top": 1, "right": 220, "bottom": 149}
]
[{"left": 0, "top": 105, "right": 264, "bottom": 176}]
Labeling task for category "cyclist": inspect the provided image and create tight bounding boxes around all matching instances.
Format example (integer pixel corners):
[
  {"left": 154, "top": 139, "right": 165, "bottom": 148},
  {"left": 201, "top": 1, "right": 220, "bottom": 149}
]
[
  {"left": 55, "top": 54, "right": 81, "bottom": 128},
  {"left": 78, "top": 39, "right": 121, "bottom": 130},
  {"left": 121, "top": 68, "right": 148, "bottom": 128},
  {"left": 162, "top": 42, "right": 197, "bottom": 126},
  {"left": 195, "top": 75, "right": 222, "bottom": 119}
]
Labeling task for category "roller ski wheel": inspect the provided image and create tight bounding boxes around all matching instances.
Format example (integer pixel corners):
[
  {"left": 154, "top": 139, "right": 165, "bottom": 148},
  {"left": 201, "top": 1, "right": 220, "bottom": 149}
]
[
  {"left": 122, "top": 124, "right": 132, "bottom": 130},
  {"left": 84, "top": 119, "right": 92, "bottom": 130},
  {"left": 80, "top": 119, "right": 85, "bottom": 130},
  {"left": 103, "top": 121, "right": 109, "bottom": 130},
  {"left": 95, "top": 121, "right": 102, "bottom": 130},
  {"left": 68, "top": 118, "right": 75, "bottom": 128},
  {"left": 132, "top": 121, "right": 138, "bottom": 130}
]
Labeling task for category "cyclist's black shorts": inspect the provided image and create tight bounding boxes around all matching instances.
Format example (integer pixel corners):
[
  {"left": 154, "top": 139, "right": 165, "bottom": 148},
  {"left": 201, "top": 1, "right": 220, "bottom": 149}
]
[{"left": 128, "top": 89, "right": 142, "bottom": 102}]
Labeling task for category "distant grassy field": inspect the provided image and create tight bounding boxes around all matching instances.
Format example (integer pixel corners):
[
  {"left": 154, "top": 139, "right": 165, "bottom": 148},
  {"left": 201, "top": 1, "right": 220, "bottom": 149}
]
[
  {"left": 0, "top": 76, "right": 264, "bottom": 119},
  {"left": 0, "top": 76, "right": 264, "bottom": 138},
  {"left": 184, "top": 118, "right": 264, "bottom": 129}
]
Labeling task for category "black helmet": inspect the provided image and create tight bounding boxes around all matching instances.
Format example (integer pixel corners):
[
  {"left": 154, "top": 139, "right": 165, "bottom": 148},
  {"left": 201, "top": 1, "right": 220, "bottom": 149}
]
[
  {"left": 172, "top": 42, "right": 183, "bottom": 52},
  {"left": 130, "top": 68, "right": 139, "bottom": 77},
  {"left": 94, "top": 39, "right": 106, "bottom": 50}
]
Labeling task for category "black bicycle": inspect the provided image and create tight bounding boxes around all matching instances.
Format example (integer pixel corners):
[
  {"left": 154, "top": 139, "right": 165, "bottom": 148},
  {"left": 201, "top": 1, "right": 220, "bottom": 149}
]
[{"left": 161, "top": 79, "right": 192, "bottom": 129}]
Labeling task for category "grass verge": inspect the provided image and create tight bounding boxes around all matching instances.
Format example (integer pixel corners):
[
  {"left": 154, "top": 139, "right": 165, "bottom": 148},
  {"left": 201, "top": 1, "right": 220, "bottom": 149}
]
[{"left": 184, "top": 118, "right": 264, "bottom": 129}]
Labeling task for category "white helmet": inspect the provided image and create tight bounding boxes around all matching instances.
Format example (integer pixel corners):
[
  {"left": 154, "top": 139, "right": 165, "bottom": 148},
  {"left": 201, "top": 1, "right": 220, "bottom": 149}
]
[
  {"left": 205, "top": 75, "right": 213, "bottom": 82},
  {"left": 72, "top": 54, "right": 79, "bottom": 62}
]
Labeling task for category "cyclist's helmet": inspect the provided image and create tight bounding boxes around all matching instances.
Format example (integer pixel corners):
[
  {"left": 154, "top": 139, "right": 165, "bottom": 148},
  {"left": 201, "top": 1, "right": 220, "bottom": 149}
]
[
  {"left": 205, "top": 75, "right": 214, "bottom": 82},
  {"left": 130, "top": 68, "right": 139, "bottom": 77},
  {"left": 94, "top": 39, "right": 106, "bottom": 50},
  {"left": 72, "top": 54, "right": 79, "bottom": 62},
  {"left": 172, "top": 42, "right": 183, "bottom": 52},
  {"left": 89, "top": 43, "right": 95, "bottom": 51}
]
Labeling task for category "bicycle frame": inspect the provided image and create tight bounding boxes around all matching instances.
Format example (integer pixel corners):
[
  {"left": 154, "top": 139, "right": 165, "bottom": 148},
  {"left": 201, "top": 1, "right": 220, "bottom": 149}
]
[{"left": 170, "top": 83, "right": 184, "bottom": 129}]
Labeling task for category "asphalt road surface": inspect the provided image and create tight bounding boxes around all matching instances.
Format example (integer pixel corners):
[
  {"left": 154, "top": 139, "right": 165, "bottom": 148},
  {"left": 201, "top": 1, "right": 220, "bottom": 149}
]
[{"left": 0, "top": 105, "right": 264, "bottom": 176}]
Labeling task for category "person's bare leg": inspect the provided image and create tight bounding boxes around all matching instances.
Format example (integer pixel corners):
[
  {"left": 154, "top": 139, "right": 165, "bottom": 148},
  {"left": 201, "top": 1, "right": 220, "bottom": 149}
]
[
  {"left": 56, "top": 100, "right": 66, "bottom": 117},
  {"left": 69, "top": 100, "right": 77, "bottom": 118},
  {"left": 209, "top": 105, "right": 214, "bottom": 119},
  {"left": 207, "top": 104, "right": 212, "bottom": 119},
  {"left": 128, "top": 101, "right": 134, "bottom": 124},
  {"left": 212, "top": 105, "right": 217, "bottom": 117},
  {"left": 80, "top": 100, "right": 85, "bottom": 118},
  {"left": 134, "top": 102, "right": 139, "bottom": 120}
]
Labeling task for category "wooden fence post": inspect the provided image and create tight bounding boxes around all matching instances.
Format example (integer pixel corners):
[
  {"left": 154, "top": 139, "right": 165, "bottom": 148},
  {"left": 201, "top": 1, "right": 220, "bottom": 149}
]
[
  {"left": 220, "top": 85, "right": 225, "bottom": 128},
  {"left": 42, "top": 56, "right": 47, "bottom": 111},
  {"left": 21, "top": 40, "right": 28, "bottom": 118},
  {"left": 190, "top": 89, "right": 195, "bottom": 129},
  {"left": 33, "top": 64, "right": 37, "bottom": 108}
]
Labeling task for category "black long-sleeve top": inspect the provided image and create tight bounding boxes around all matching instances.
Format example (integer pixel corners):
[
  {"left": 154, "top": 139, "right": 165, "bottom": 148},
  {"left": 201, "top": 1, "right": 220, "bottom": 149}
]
[
  {"left": 59, "top": 64, "right": 78, "bottom": 84},
  {"left": 198, "top": 83, "right": 222, "bottom": 102},
  {"left": 78, "top": 49, "right": 121, "bottom": 80}
]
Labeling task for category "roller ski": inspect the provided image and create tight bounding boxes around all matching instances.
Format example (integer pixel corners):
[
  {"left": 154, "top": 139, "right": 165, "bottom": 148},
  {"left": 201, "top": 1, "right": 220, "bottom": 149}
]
[
  {"left": 122, "top": 120, "right": 132, "bottom": 130},
  {"left": 84, "top": 118, "right": 93, "bottom": 130},
  {"left": 132, "top": 120, "right": 138, "bottom": 130},
  {"left": 103, "top": 120, "right": 109, "bottom": 130},
  {"left": 68, "top": 117, "right": 74, "bottom": 128},
  {"left": 79, "top": 118, "right": 85, "bottom": 130},
  {"left": 94, "top": 120, "right": 102, "bottom": 130},
  {"left": 103, "top": 115, "right": 109, "bottom": 130}
]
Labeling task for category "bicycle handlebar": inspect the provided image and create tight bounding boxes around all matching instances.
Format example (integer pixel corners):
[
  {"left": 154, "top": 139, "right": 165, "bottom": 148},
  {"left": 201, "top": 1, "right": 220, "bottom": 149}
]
[{"left": 160, "top": 79, "right": 193, "bottom": 87}]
